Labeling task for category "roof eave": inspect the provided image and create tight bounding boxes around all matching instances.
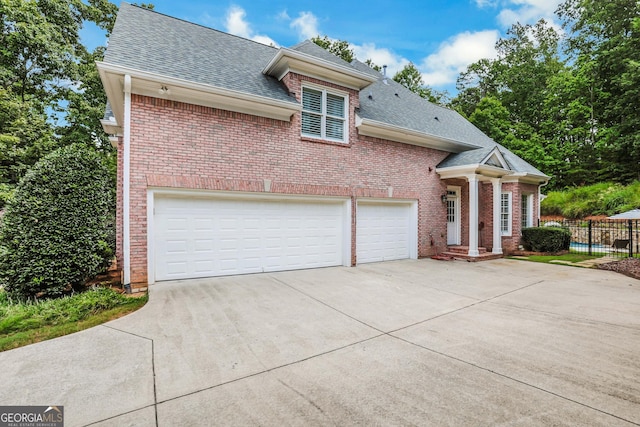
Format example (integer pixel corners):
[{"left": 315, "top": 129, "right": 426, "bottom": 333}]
[
  {"left": 356, "top": 116, "right": 480, "bottom": 153},
  {"left": 436, "top": 164, "right": 514, "bottom": 179},
  {"left": 501, "top": 172, "right": 550, "bottom": 184},
  {"left": 263, "top": 48, "right": 377, "bottom": 90},
  {"left": 97, "top": 61, "right": 301, "bottom": 126},
  {"left": 100, "top": 119, "right": 122, "bottom": 135}
]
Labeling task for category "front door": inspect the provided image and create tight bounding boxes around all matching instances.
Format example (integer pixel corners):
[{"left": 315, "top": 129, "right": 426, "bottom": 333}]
[{"left": 446, "top": 187, "right": 461, "bottom": 245}]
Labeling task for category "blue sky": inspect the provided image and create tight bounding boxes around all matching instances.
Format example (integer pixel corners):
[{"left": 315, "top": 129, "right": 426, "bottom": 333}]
[{"left": 82, "top": 0, "right": 563, "bottom": 93}]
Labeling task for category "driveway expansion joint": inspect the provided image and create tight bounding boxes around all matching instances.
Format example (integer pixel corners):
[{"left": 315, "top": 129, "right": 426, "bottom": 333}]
[
  {"left": 155, "top": 333, "right": 386, "bottom": 407},
  {"left": 487, "top": 300, "right": 640, "bottom": 331},
  {"left": 389, "top": 334, "right": 640, "bottom": 426},
  {"left": 101, "top": 325, "right": 159, "bottom": 427},
  {"left": 269, "top": 276, "right": 386, "bottom": 334},
  {"left": 383, "top": 279, "right": 546, "bottom": 335}
]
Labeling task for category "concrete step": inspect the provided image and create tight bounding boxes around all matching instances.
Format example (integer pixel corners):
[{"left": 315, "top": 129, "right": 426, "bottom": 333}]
[
  {"left": 447, "top": 245, "right": 488, "bottom": 254},
  {"left": 439, "top": 250, "right": 503, "bottom": 262}
]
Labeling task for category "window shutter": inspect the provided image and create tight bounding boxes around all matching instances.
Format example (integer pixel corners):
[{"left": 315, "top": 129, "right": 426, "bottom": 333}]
[
  {"left": 301, "top": 87, "right": 347, "bottom": 142},
  {"left": 302, "top": 112, "right": 322, "bottom": 137},
  {"left": 326, "top": 93, "right": 345, "bottom": 118},
  {"left": 302, "top": 88, "right": 322, "bottom": 113},
  {"left": 325, "top": 117, "right": 344, "bottom": 140}
]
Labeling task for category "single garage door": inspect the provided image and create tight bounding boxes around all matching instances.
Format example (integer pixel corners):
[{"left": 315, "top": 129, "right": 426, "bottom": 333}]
[
  {"left": 356, "top": 201, "right": 417, "bottom": 264},
  {"left": 153, "top": 195, "right": 347, "bottom": 281}
]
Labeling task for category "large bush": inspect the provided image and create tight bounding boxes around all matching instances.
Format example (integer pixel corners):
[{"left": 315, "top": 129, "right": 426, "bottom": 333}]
[
  {"left": 521, "top": 227, "right": 571, "bottom": 253},
  {"left": 0, "top": 145, "right": 115, "bottom": 300}
]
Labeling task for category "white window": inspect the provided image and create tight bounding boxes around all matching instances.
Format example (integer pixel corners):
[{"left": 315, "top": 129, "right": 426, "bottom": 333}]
[
  {"left": 521, "top": 193, "right": 533, "bottom": 229},
  {"left": 501, "top": 192, "right": 512, "bottom": 236},
  {"left": 301, "top": 86, "right": 347, "bottom": 142}
]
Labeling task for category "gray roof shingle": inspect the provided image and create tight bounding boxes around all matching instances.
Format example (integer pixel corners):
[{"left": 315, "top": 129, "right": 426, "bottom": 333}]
[
  {"left": 104, "top": 3, "right": 296, "bottom": 104},
  {"left": 103, "top": 3, "right": 547, "bottom": 178}
]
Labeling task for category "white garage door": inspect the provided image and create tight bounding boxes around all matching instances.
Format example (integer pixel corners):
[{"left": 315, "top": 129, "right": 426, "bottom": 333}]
[
  {"left": 356, "top": 201, "right": 417, "bottom": 264},
  {"left": 153, "top": 195, "right": 347, "bottom": 281}
]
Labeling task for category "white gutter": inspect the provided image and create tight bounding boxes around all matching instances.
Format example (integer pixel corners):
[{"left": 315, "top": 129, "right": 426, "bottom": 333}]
[
  {"left": 538, "top": 180, "right": 549, "bottom": 224},
  {"left": 123, "top": 74, "right": 131, "bottom": 290},
  {"left": 96, "top": 62, "right": 300, "bottom": 125},
  {"left": 356, "top": 116, "right": 480, "bottom": 154}
]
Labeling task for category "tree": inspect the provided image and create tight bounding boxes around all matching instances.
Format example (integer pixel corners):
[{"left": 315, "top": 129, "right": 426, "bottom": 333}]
[
  {"left": 558, "top": 0, "right": 640, "bottom": 183},
  {"left": 0, "top": 0, "right": 122, "bottom": 187},
  {"left": 311, "top": 35, "right": 354, "bottom": 63},
  {"left": 365, "top": 58, "right": 381, "bottom": 72},
  {"left": 392, "top": 63, "right": 450, "bottom": 105},
  {"left": 452, "top": 20, "right": 580, "bottom": 188},
  {"left": 0, "top": 144, "right": 115, "bottom": 300}
]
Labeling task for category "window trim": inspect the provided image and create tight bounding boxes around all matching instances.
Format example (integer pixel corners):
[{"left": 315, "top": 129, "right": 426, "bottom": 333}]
[
  {"left": 301, "top": 84, "right": 349, "bottom": 143},
  {"left": 521, "top": 193, "right": 533, "bottom": 230},
  {"left": 501, "top": 191, "right": 512, "bottom": 236}
]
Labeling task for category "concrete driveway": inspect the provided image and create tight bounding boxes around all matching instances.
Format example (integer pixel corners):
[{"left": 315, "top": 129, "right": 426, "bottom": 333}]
[{"left": 1, "top": 259, "right": 639, "bottom": 426}]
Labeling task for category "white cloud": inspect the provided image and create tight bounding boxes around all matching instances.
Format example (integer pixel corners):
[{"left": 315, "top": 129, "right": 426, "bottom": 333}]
[
  {"left": 225, "top": 6, "right": 251, "bottom": 38},
  {"left": 277, "top": 10, "right": 290, "bottom": 21},
  {"left": 474, "top": 0, "right": 498, "bottom": 7},
  {"left": 351, "top": 43, "right": 409, "bottom": 76},
  {"left": 419, "top": 30, "right": 500, "bottom": 86},
  {"left": 224, "top": 5, "right": 278, "bottom": 46},
  {"left": 496, "top": 0, "right": 563, "bottom": 28},
  {"left": 290, "top": 11, "right": 319, "bottom": 40}
]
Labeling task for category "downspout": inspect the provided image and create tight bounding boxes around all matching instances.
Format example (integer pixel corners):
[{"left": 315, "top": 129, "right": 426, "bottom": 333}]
[
  {"left": 538, "top": 180, "right": 548, "bottom": 224},
  {"left": 123, "top": 74, "right": 132, "bottom": 292}
]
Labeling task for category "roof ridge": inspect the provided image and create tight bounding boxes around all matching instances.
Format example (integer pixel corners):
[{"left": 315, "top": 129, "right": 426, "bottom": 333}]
[{"left": 120, "top": 2, "right": 280, "bottom": 50}]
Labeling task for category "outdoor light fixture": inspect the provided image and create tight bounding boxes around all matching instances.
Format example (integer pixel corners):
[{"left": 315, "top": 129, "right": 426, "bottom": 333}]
[
  {"left": 158, "top": 85, "right": 170, "bottom": 95},
  {"left": 441, "top": 193, "right": 448, "bottom": 203}
]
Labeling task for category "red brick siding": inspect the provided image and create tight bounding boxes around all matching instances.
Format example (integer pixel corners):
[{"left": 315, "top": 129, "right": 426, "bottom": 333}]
[
  {"left": 441, "top": 179, "right": 541, "bottom": 253},
  {"left": 121, "top": 84, "right": 451, "bottom": 287}
]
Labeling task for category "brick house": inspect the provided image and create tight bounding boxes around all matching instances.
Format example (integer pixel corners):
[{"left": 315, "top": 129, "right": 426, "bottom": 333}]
[{"left": 99, "top": 4, "right": 549, "bottom": 291}]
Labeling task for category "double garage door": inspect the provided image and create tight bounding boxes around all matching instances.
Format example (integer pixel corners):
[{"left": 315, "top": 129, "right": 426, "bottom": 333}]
[{"left": 152, "top": 194, "right": 416, "bottom": 282}]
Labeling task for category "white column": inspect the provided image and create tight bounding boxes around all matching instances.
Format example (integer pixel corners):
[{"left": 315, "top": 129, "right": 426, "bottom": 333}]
[
  {"left": 491, "top": 178, "right": 503, "bottom": 254},
  {"left": 468, "top": 175, "right": 480, "bottom": 257},
  {"left": 123, "top": 75, "right": 132, "bottom": 287}
]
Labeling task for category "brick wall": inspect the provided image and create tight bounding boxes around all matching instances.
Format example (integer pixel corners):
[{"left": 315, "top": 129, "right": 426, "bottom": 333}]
[
  {"left": 120, "top": 77, "right": 452, "bottom": 287},
  {"left": 442, "top": 179, "right": 540, "bottom": 253}
]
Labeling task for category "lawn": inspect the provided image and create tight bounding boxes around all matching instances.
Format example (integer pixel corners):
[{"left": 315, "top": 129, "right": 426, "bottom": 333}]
[
  {"left": 511, "top": 253, "right": 601, "bottom": 264},
  {"left": 0, "top": 287, "right": 147, "bottom": 352}
]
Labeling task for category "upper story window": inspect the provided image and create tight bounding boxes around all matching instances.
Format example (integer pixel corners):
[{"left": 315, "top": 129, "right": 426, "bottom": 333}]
[{"left": 301, "top": 86, "right": 348, "bottom": 143}]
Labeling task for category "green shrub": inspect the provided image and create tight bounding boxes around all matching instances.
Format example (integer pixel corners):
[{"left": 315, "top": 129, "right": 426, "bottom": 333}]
[
  {"left": 521, "top": 227, "right": 571, "bottom": 252},
  {"left": 0, "top": 145, "right": 115, "bottom": 301},
  {"left": 541, "top": 181, "right": 640, "bottom": 218}
]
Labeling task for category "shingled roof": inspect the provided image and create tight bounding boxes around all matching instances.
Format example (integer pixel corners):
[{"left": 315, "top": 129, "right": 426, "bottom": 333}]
[
  {"left": 101, "top": 3, "right": 547, "bottom": 180},
  {"left": 104, "top": 3, "right": 295, "bottom": 105}
]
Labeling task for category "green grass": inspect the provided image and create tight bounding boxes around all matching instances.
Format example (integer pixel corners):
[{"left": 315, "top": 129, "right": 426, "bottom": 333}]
[
  {"left": 0, "top": 287, "right": 147, "bottom": 352},
  {"left": 511, "top": 253, "right": 602, "bottom": 265},
  {"left": 523, "top": 253, "right": 601, "bottom": 264}
]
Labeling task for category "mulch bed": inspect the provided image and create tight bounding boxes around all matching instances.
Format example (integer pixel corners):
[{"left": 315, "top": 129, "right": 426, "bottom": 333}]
[{"left": 597, "top": 258, "right": 640, "bottom": 280}]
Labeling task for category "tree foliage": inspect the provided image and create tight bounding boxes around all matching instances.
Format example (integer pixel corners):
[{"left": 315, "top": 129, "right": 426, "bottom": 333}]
[
  {"left": 0, "top": 144, "right": 115, "bottom": 301},
  {"left": 0, "top": 0, "right": 118, "bottom": 190},
  {"left": 311, "top": 35, "right": 355, "bottom": 63},
  {"left": 453, "top": 1, "right": 640, "bottom": 189}
]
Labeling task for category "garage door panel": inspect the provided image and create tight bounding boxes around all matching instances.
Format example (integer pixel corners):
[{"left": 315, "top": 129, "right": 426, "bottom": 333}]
[
  {"left": 357, "top": 203, "right": 415, "bottom": 264},
  {"left": 154, "top": 196, "right": 345, "bottom": 281}
]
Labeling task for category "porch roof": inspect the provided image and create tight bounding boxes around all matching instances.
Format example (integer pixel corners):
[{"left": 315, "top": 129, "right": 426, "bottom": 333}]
[{"left": 437, "top": 146, "right": 549, "bottom": 183}]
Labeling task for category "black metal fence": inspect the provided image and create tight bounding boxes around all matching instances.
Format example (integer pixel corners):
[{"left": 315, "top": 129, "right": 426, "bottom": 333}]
[{"left": 538, "top": 219, "right": 639, "bottom": 258}]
